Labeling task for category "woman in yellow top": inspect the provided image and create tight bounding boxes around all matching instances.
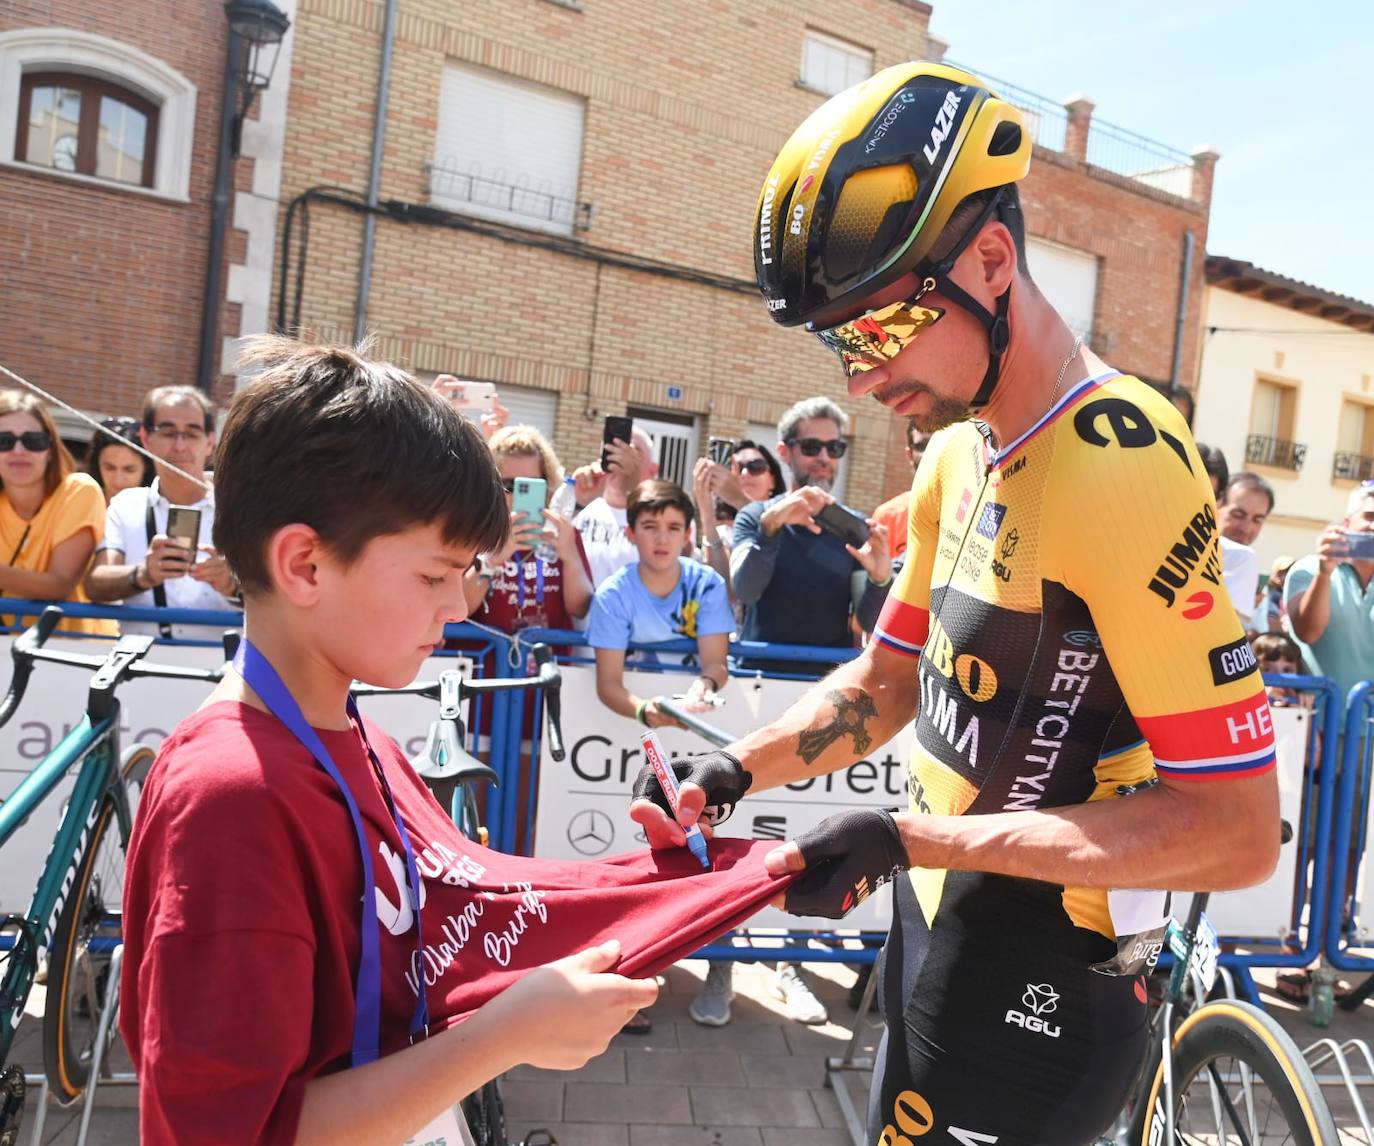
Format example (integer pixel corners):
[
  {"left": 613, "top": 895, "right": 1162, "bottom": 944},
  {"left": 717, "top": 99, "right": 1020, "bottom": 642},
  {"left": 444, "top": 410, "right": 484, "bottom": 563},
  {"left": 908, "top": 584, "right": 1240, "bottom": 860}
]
[{"left": 0, "top": 390, "right": 111, "bottom": 635}]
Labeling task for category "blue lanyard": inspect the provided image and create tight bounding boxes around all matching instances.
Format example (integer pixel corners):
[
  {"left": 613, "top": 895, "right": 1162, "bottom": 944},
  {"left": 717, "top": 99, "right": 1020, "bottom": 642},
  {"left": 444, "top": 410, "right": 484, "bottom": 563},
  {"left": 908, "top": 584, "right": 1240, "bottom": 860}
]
[
  {"left": 233, "top": 638, "right": 430, "bottom": 1065},
  {"left": 515, "top": 554, "right": 546, "bottom": 612}
]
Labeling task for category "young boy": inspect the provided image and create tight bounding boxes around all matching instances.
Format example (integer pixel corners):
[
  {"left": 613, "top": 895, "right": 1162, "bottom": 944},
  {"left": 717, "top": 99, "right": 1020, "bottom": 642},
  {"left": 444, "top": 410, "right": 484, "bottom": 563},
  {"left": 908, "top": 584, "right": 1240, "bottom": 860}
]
[
  {"left": 587, "top": 479, "right": 734, "bottom": 729},
  {"left": 120, "top": 340, "right": 659, "bottom": 1144}
]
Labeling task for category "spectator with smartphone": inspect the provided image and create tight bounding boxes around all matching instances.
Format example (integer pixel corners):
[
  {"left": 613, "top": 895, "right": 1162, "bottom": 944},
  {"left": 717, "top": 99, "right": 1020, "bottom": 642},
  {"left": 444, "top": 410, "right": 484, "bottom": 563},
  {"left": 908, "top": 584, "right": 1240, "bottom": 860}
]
[
  {"left": 572, "top": 424, "right": 659, "bottom": 588},
  {"left": 431, "top": 374, "right": 509, "bottom": 441},
  {"left": 85, "top": 385, "right": 240, "bottom": 637},
  {"left": 1253, "top": 555, "right": 1296, "bottom": 634},
  {"left": 1284, "top": 484, "right": 1374, "bottom": 700},
  {"left": 871, "top": 419, "right": 934, "bottom": 559},
  {"left": 464, "top": 425, "right": 592, "bottom": 632},
  {"left": 0, "top": 390, "right": 111, "bottom": 634},
  {"left": 691, "top": 439, "right": 785, "bottom": 605},
  {"left": 730, "top": 396, "right": 891, "bottom": 664},
  {"left": 86, "top": 416, "right": 154, "bottom": 501},
  {"left": 588, "top": 480, "right": 732, "bottom": 729}
]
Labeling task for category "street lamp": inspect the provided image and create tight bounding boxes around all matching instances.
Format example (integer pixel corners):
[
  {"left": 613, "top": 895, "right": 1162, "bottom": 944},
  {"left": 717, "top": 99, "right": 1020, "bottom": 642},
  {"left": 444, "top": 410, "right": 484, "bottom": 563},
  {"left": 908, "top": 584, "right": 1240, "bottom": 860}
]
[
  {"left": 224, "top": 0, "right": 291, "bottom": 157},
  {"left": 196, "top": 0, "right": 291, "bottom": 393}
]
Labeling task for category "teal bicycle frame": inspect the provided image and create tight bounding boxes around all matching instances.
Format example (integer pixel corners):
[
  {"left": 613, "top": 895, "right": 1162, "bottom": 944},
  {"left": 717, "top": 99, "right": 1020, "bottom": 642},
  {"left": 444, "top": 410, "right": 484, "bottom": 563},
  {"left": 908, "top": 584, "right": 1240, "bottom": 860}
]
[{"left": 0, "top": 711, "right": 125, "bottom": 1062}]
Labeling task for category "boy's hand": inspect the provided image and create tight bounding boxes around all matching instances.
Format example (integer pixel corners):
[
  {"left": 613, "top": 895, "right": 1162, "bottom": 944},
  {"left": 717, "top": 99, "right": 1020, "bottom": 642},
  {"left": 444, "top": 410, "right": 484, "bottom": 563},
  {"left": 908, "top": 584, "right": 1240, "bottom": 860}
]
[
  {"left": 681, "top": 676, "right": 718, "bottom": 713},
  {"left": 643, "top": 695, "right": 688, "bottom": 730},
  {"left": 500, "top": 941, "right": 658, "bottom": 1070},
  {"left": 144, "top": 535, "right": 193, "bottom": 586}
]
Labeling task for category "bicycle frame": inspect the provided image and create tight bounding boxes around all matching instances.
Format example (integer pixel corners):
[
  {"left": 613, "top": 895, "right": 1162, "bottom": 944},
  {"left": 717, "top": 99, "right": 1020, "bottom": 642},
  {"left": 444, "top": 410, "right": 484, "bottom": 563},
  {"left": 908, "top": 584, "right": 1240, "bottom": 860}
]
[{"left": 0, "top": 709, "right": 123, "bottom": 1065}]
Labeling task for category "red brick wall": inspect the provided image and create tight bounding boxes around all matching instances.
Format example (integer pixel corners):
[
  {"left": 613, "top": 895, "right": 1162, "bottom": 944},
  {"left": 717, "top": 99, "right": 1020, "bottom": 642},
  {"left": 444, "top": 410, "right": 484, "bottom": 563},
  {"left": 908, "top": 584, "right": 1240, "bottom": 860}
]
[
  {"left": 260, "top": 0, "right": 1208, "bottom": 518},
  {"left": 0, "top": 1, "right": 234, "bottom": 418}
]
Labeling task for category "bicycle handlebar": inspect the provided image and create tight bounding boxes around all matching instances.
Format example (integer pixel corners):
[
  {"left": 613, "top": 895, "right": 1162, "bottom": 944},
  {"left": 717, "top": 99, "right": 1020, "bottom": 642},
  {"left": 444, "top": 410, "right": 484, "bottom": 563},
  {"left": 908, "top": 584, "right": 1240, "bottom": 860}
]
[
  {"left": 351, "top": 642, "right": 565, "bottom": 761},
  {"left": 0, "top": 607, "right": 227, "bottom": 728}
]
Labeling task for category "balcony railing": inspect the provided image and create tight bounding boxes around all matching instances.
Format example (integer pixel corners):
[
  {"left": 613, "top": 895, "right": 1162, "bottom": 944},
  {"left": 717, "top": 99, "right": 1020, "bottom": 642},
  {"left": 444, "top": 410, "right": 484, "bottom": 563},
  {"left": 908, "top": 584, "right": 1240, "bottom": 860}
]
[
  {"left": 424, "top": 159, "right": 593, "bottom": 234},
  {"left": 1246, "top": 434, "right": 1307, "bottom": 472},
  {"left": 1333, "top": 451, "right": 1374, "bottom": 483}
]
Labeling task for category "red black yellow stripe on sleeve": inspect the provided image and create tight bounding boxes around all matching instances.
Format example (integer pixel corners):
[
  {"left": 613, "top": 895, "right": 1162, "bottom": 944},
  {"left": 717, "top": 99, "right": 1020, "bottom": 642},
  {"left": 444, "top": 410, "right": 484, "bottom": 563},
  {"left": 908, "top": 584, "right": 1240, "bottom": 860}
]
[
  {"left": 873, "top": 596, "right": 929, "bottom": 659},
  {"left": 1136, "top": 693, "right": 1277, "bottom": 781}
]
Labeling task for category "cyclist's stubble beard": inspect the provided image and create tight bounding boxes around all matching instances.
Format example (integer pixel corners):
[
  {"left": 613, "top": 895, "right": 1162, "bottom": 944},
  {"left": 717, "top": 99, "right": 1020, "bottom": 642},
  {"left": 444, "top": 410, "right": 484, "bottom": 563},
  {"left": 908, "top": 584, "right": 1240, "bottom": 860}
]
[{"left": 874, "top": 377, "right": 971, "bottom": 433}]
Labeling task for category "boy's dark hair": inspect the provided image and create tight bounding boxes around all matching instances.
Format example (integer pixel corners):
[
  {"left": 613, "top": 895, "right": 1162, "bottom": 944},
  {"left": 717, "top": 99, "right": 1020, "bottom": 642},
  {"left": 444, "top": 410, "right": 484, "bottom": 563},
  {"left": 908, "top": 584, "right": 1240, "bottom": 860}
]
[
  {"left": 214, "top": 337, "right": 508, "bottom": 594},
  {"left": 627, "top": 479, "right": 694, "bottom": 529},
  {"left": 142, "top": 384, "right": 214, "bottom": 431}
]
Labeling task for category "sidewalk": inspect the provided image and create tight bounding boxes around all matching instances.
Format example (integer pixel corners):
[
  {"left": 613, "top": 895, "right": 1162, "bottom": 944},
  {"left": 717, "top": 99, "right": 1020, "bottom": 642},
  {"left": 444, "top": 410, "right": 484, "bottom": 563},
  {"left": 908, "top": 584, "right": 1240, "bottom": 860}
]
[{"left": 12, "top": 960, "right": 1374, "bottom": 1144}]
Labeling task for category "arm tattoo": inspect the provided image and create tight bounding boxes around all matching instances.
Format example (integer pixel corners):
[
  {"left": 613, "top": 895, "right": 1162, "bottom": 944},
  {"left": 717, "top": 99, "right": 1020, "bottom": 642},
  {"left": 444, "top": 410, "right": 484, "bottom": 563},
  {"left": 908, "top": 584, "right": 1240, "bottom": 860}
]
[{"left": 797, "top": 689, "right": 879, "bottom": 765}]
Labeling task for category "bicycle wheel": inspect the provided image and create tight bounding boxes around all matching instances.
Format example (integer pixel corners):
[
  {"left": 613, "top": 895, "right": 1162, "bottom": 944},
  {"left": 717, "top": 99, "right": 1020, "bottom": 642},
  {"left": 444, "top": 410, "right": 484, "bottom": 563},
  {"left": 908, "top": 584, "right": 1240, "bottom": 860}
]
[
  {"left": 1139, "top": 1000, "right": 1336, "bottom": 1145},
  {"left": 42, "top": 743, "right": 154, "bottom": 1104}
]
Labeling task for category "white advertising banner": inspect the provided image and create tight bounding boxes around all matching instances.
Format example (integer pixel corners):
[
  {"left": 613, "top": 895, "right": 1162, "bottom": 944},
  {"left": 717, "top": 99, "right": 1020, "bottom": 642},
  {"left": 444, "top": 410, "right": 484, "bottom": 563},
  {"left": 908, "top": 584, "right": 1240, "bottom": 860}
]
[
  {"left": 0, "top": 634, "right": 470, "bottom": 913},
  {"left": 533, "top": 663, "right": 915, "bottom": 933},
  {"left": 1172, "top": 704, "right": 1310, "bottom": 940}
]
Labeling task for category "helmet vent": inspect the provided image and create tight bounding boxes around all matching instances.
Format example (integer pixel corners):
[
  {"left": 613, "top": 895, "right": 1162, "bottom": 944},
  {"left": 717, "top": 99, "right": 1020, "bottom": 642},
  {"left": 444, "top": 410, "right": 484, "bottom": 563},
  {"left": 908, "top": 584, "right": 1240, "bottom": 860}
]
[
  {"left": 988, "top": 121, "right": 1023, "bottom": 157},
  {"left": 825, "top": 165, "right": 918, "bottom": 285}
]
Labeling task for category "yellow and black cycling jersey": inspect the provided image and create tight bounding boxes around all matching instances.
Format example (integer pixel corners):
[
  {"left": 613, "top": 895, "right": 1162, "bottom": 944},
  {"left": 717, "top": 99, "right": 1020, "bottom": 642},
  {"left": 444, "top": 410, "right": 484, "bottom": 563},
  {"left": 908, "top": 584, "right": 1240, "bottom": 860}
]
[{"left": 872, "top": 366, "right": 1276, "bottom": 941}]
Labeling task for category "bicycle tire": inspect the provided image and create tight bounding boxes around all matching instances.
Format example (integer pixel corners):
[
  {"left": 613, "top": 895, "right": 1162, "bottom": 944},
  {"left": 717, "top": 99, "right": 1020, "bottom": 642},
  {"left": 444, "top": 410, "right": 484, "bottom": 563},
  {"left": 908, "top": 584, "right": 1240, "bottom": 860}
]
[
  {"left": 42, "top": 743, "right": 154, "bottom": 1104},
  {"left": 1138, "top": 1000, "right": 1336, "bottom": 1145}
]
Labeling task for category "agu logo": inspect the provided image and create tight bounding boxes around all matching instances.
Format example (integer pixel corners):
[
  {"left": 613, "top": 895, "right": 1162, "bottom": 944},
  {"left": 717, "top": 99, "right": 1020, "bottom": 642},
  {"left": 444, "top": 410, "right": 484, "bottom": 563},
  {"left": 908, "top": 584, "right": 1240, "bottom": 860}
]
[{"left": 1004, "top": 982, "right": 1061, "bottom": 1038}]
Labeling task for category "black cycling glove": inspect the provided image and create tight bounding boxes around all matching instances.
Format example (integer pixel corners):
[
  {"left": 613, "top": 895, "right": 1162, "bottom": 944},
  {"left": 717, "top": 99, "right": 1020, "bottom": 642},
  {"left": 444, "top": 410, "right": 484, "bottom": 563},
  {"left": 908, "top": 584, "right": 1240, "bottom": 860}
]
[
  {"left": 631, "top": 750, "right": 752, "bottom": 825},
  {"left": 784, "top": 809, "right": 908, "bottom": 919}
]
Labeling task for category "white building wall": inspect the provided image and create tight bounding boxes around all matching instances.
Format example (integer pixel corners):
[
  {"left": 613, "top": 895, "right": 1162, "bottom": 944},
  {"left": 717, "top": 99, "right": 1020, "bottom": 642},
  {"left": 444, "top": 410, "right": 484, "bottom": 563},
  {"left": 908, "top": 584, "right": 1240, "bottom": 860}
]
[{"left": 1193, "top": 285, "right": 1374, "bottom": 575}]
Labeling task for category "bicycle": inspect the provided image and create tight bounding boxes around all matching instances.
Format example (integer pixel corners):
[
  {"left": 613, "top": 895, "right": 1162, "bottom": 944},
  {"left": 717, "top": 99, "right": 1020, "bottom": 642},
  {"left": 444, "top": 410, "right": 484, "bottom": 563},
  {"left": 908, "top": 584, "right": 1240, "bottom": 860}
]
[
  {"left": 1102, "top": 882, "right": 1337, "bottom": 1146},
  {"left": 0, "top": 607, "right": 226, "bottom": 1146},
  {"left": 354, "top": 643, "right": 565, "bottom": 1146}
]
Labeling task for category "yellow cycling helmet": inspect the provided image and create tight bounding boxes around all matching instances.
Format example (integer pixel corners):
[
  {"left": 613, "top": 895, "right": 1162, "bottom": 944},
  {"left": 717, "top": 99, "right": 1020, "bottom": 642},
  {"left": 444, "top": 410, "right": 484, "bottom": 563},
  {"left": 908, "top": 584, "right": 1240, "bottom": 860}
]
[{"left": 754, "top": 61, "right": 1031, "bottom": 407}]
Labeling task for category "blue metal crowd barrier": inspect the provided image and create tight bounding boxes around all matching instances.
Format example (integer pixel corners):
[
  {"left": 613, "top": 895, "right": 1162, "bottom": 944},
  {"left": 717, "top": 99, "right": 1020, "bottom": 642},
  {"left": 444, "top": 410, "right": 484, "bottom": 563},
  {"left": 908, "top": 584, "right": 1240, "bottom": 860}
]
[
  {"left": 1325, "top": 681, "right": 1374, "bottom": 973},
  {"left": 3, "top": 599, "right": 1368, "bottom": 989}
]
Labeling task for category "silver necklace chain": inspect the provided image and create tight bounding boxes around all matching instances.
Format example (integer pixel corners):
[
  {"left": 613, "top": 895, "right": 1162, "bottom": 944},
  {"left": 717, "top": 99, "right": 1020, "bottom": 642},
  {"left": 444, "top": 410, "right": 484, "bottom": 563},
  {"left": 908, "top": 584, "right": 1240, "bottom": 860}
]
[{"left": 1046, "top": 334, "right": 1084, "bottom": 411}]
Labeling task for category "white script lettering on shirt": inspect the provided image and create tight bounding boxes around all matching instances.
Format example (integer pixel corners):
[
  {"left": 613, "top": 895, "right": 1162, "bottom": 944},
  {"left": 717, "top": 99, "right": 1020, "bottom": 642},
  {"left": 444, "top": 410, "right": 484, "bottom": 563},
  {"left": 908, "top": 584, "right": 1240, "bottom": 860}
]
[{"left": 482, "top": 882, "right": 550, "bottom": 968}]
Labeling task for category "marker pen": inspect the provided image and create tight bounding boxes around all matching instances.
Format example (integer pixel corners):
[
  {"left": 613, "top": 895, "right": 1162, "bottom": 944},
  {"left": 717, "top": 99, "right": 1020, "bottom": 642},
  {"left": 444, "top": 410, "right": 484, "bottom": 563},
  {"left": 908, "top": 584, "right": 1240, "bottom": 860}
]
[{"left": 640, "top": 730, "right": 711, "bottom": 870}]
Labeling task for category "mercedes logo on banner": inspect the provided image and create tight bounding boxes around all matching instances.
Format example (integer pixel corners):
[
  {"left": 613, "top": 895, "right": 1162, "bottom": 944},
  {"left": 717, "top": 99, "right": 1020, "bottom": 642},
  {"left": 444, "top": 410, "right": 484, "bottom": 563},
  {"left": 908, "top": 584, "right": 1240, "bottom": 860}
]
[{"left": 568, "top": 809, "right": 615, "bottom": 856}]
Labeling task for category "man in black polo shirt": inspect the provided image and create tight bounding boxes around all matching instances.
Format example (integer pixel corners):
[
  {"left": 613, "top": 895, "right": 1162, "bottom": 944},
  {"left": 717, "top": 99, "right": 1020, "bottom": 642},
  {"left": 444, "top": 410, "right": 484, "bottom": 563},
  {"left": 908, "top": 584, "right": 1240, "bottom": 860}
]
[{"left": 731, "top": 396, "right": 892, "bottom": 671}]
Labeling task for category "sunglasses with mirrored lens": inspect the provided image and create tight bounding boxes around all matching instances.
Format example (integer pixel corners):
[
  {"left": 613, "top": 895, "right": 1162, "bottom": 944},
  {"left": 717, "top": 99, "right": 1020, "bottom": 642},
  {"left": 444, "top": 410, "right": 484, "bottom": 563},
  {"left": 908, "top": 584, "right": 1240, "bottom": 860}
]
[
  {"left": 786, "top": 437, "right": 848, "bottom": 459},
  {"left": 733, "top": 458, "right": 770, "bottom": 475},
  {"left": 0, "top": 431, "right": 52, "bottom": 453},
  {"left": 813, "top": 278, "right": 945, "bottom": 377}
]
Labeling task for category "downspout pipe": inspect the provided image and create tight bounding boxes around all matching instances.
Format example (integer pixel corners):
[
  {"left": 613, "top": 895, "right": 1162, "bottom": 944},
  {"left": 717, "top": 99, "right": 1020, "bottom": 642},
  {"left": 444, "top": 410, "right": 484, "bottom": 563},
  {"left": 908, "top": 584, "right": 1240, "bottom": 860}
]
[
  {"left": 196, "top": 31, "right": 243, "bottom": 393},
  {"left": 1169, "top": 228, "right": 1195, "bottom": 402},
  {"left": 353, "top": 0, "right": 398, "bottom": 343}
]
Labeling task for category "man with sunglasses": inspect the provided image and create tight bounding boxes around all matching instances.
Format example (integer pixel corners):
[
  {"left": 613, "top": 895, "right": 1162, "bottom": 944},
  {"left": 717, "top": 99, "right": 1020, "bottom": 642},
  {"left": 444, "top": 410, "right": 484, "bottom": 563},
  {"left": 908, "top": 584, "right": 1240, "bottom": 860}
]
[
  {"left": 631, "top": 62, "right": 1278, "bottom": 1146},
  {"left": 86, "top": 385, "right": 240, "bottom": 636},
  {"left": 731, "top": 395, "right": 893, "bottom": 670}
]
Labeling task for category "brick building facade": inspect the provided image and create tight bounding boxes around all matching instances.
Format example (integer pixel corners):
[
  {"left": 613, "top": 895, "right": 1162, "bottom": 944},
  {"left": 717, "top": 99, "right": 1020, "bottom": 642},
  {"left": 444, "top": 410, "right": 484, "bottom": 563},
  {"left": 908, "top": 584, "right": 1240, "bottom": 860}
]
[
  {"left": 273, "top": 0, "right": 1216, "bottom": 513},
  {"left": 2, "top": 0, "right": 1215, "bottom": 516},
  {"left": 0, "top": 0, "right": 292, "bottom": 430}
]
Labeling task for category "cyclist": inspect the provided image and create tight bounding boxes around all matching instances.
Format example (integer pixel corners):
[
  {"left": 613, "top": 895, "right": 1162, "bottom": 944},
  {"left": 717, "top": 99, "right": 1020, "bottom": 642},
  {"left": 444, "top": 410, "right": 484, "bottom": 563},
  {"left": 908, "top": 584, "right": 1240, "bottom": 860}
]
[{"left": 631, "top": 62, "right": 1279, "bottom": 1146}]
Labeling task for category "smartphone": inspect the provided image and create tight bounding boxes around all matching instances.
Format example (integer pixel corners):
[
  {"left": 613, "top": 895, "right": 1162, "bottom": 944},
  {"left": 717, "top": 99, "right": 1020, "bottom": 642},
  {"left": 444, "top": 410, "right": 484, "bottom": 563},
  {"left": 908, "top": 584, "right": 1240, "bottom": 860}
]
[
  {"left": 815, "top": 502, "right": 871, "bottom": 548},
  {"left": 511, "top": 477, "right": 547, "bottom": 529},
  {"left": 708, "top": 437, "right": 736, "bottom": 466},
  {"left": 601, "top": 415, "right": 633, "bottom": 471},
  {"left": 166, "top": 506, "right": 201, "bottom": 554},
  {"left": 439, "top": 378, "right": 497, "bottom": 412},
  {"left": 1344, "top": 531, "right": 1374, "bottom": 559}
]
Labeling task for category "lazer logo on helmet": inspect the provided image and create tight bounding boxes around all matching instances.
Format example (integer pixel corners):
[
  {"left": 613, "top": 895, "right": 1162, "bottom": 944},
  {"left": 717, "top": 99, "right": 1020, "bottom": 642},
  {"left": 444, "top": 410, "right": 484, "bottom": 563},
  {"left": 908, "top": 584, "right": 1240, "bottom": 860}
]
[
  {"left": 758, "top": 175, "right": 779, "bottom": 266},
  {"left": 922, "top": 91, "right": 963, "bottom": 164}
]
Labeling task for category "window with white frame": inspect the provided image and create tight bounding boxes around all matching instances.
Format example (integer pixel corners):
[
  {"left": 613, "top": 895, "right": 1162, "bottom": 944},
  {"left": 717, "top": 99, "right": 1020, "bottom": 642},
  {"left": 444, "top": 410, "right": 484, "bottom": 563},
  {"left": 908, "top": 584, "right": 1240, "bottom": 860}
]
[
  {"left": 430, "top": 62, "right": 586, "bottom": 236},
  {"left": 800, "top": 30, "right": 873, "bottom": 97},
  {"left": 0, "top": 27, "right": 197, "bottom": 201}
]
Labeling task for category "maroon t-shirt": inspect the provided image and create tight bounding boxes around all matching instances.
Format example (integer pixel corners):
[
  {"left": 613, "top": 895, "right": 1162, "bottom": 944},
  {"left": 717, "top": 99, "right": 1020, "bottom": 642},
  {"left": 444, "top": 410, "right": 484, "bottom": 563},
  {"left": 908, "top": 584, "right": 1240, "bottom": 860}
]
[
  {"left": 475, "top": 540, "right": 590, "bottom": 634},
  {"left": 121, "top": 702, "right": 789, "bottom": 1145}
]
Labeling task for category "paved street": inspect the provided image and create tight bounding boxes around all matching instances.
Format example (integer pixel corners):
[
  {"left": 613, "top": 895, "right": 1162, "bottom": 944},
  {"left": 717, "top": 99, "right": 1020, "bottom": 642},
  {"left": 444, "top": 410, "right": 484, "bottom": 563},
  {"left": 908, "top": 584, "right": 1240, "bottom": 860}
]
[{"left": 12, "top": 959, "right": 1374, "bottom": 1143}]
